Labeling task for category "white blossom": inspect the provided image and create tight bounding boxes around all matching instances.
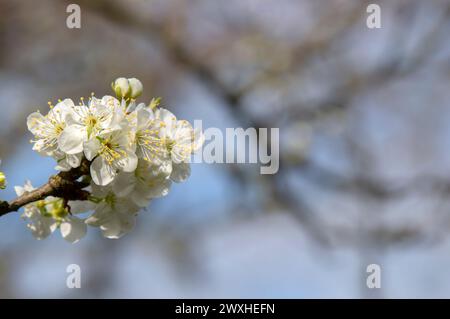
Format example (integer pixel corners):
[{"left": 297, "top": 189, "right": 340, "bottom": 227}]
[
  {"left": 15, "top": 181, "right": 88, "bottom": 243},
  {"left": 53, "top": 150, "right": 83, "bottom": 172},
  {"left": 112, "top": 159, "right": 172, "bottom": 207},
  {"left": 58, "top": 95, "right": 123, "bottom": 155},
  {"left": 131, "top": 107, "right": 167, "bottom": 165},
  {"left": 155, "top": 108, "right": 204, "bottom": 183},
  {"left": 20, "top": 77, "right": 203, "bottom": 242},
  {"left": 27, "top": 99, "right": 74, "bottom": 156},
  {"left": 86, "top": 185, "right": 140, "bottom": 239},
  {"left": 84, "top": 127, "right": 138, "bottom": 186}
]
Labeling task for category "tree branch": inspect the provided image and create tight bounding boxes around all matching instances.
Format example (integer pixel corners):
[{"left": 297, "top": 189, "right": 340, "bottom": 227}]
[{"left": 0, "top": 159, "right": 91, "bottom": 218}]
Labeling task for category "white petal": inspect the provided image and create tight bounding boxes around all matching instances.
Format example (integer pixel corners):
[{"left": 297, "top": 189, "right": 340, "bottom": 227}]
[
  {"left": 136, "top": 108, "right": 153, "bottom": 130},
  {"left": 60, "top": 218, "right": 87, "bottom": 243},
  {"left": 101, "top": 213, "right": 136, "bottom": 239},
  {"left": 156, "top": 108, "right": 177, "bottom": 123},
  {"left": 55, "top": 160, "right": 71, "bottom": 172},
  {"left": 50, "top": 100, "right": 72, "bottom": 122},
  {"left": 135, "top": 102, "right": 150, "bottom": 113},
  {"left": 171, "top": 162, "right": 191, "bottom": 183},
  {"left": 27, "top": 112, "right": 48, "bottom": 136},
  {"left": 118, "top": 150, "right": 138, "bottom": 173},
  {"left": 83, "top": 138, "right": 101, "bottom": 161},
  {"left": 116, "top": 198, "right": 140, "bottom": 214},
  {"left": 131, "top": 191, "right": 152, "bottom": 208},
  {"left": 32, "top": 140, "right": 49, "bottom": 154},
  {"left": 68, "top": 200, "right": 96, "bottom": 215},
  {"left": 59, "top": 125, "right": 86, "bottom": 154},
  {"left": 90, "top": 183, "right": 112, "bottom": 198},
  {"left": 24, "top": 180, "right": 35, "bottom": 192},
  {"left": 66, "top": 104, "right": 88, "bottom": 124},
  {"left": 157, "top": 160, "right": 173, "bottom": 176},
  {"left": 118, "top": 213, "right": 136, "bottom": 235},
  {"left": 112, "top": 172, "right": 136, "bottom": 197},
  {"left": 67, "top": 153, "right": 82, "bottom": 168},
  {"left": 15, "top": 180, "right": 35, "bottom": 196},
  {"left": 149, "top": 178, "right": 171, "bottom": 198},
  {"left": 14, "top": 186, "right": 25, "bottom": 196},
  {"left": 85, "top": 204, "right": 110, "bottom": 226},
  {"left": 26, "top": 216, "right": 55, "bottom": 240},
  {"left": 61, "top": 98, "right": 75, "bottom": 107},
  {"left": 100, "top": 219, "right": 122, "bottom": 239},
  {"left": 90, "top": 157, "right": 116, "bottom": 186}
]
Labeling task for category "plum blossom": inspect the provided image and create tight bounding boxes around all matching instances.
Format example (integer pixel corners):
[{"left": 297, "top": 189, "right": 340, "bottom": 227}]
[
  {"left": 155, "top": 108, "right": 204, "bottom": 183},
  {"left": 16, "top": 77, "right": 204, "bottom": 242},
  {"left": 85, "top": 184, "right": 140, "bottom": 239},
  {"left": 27, "top": 99, "right": 74, "bottom": 156},
  {"left": 58, "top": 95, "right": 123, "bottom": 155},
  {"left": 131, "top": 107, "right": 166, "bottom": 165},
  {"left": 15, "top": 181, "right": 88, "bottom": 243},
  {"left": 112, "top": 160, "right": 172, "bottom": 207},
  {"left": 84, "top": 127, "right": 138, "bottom": 186}
]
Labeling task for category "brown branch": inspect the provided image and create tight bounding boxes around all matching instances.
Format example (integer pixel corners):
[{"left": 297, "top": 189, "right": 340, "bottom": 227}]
[{"left": 0, "top": 159, "right": 91, "bottom": 218}]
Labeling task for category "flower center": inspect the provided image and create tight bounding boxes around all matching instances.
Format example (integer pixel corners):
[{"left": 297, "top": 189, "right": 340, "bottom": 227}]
[
  {"left": 54, "top": 123, "right": 65, "bottom": 135},
  {"left": 136, "top": 127, "right": 164, "bottom": 162},
  {"left": 85, "top": 115, "right": 98, "bottom": 138},
  {"left": 164, "top": 138, "right": 176, "bottom": 153},
  {"left": 98, "top": 138, "right": 126, "bottom": 165},
  {"left": 85, "top": 115, "right": 97, "bottom": 127},
  {"left": 41, "top": 199, "right": 68, "bottom": 220}
]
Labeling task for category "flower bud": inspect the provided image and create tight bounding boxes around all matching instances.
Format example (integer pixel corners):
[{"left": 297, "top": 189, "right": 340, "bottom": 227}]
[
  {"left": 128, "top": 78, "right": 143, "bottom": 99},
  {"left": 149, "top": 97, "right": 161, "bottom": 110},
  {"left": 112, "top": 77, "right": 131, "bottom": 99},
  {"left": 0, "top": 172, "right": 6, "bottom": 189}
]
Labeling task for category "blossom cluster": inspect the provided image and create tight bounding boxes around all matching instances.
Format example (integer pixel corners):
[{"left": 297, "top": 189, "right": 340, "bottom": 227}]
[{"left": 17, "top": 77, "right": 203, "bottom": 242}]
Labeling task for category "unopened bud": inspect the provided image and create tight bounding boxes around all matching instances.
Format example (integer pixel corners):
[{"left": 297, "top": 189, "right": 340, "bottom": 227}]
[
  {"left": 149, "top": 97, "right": 161, "bottom": 110},
  {"left": 112, "top": 77, "right": 131, "bottom": 99},
  {"left": 128, "top": 78, "right": 143, "bottom": 99}
]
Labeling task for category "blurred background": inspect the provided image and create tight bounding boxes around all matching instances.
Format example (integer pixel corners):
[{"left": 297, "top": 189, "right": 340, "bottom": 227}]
[{"left": 0, "top": 0, "right": 450, "bottom": 298}]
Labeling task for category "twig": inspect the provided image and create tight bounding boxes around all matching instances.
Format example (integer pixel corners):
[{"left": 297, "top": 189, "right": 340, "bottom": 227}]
[{"left": 0, "top": 159, "right": 91, "bottom": 217}]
